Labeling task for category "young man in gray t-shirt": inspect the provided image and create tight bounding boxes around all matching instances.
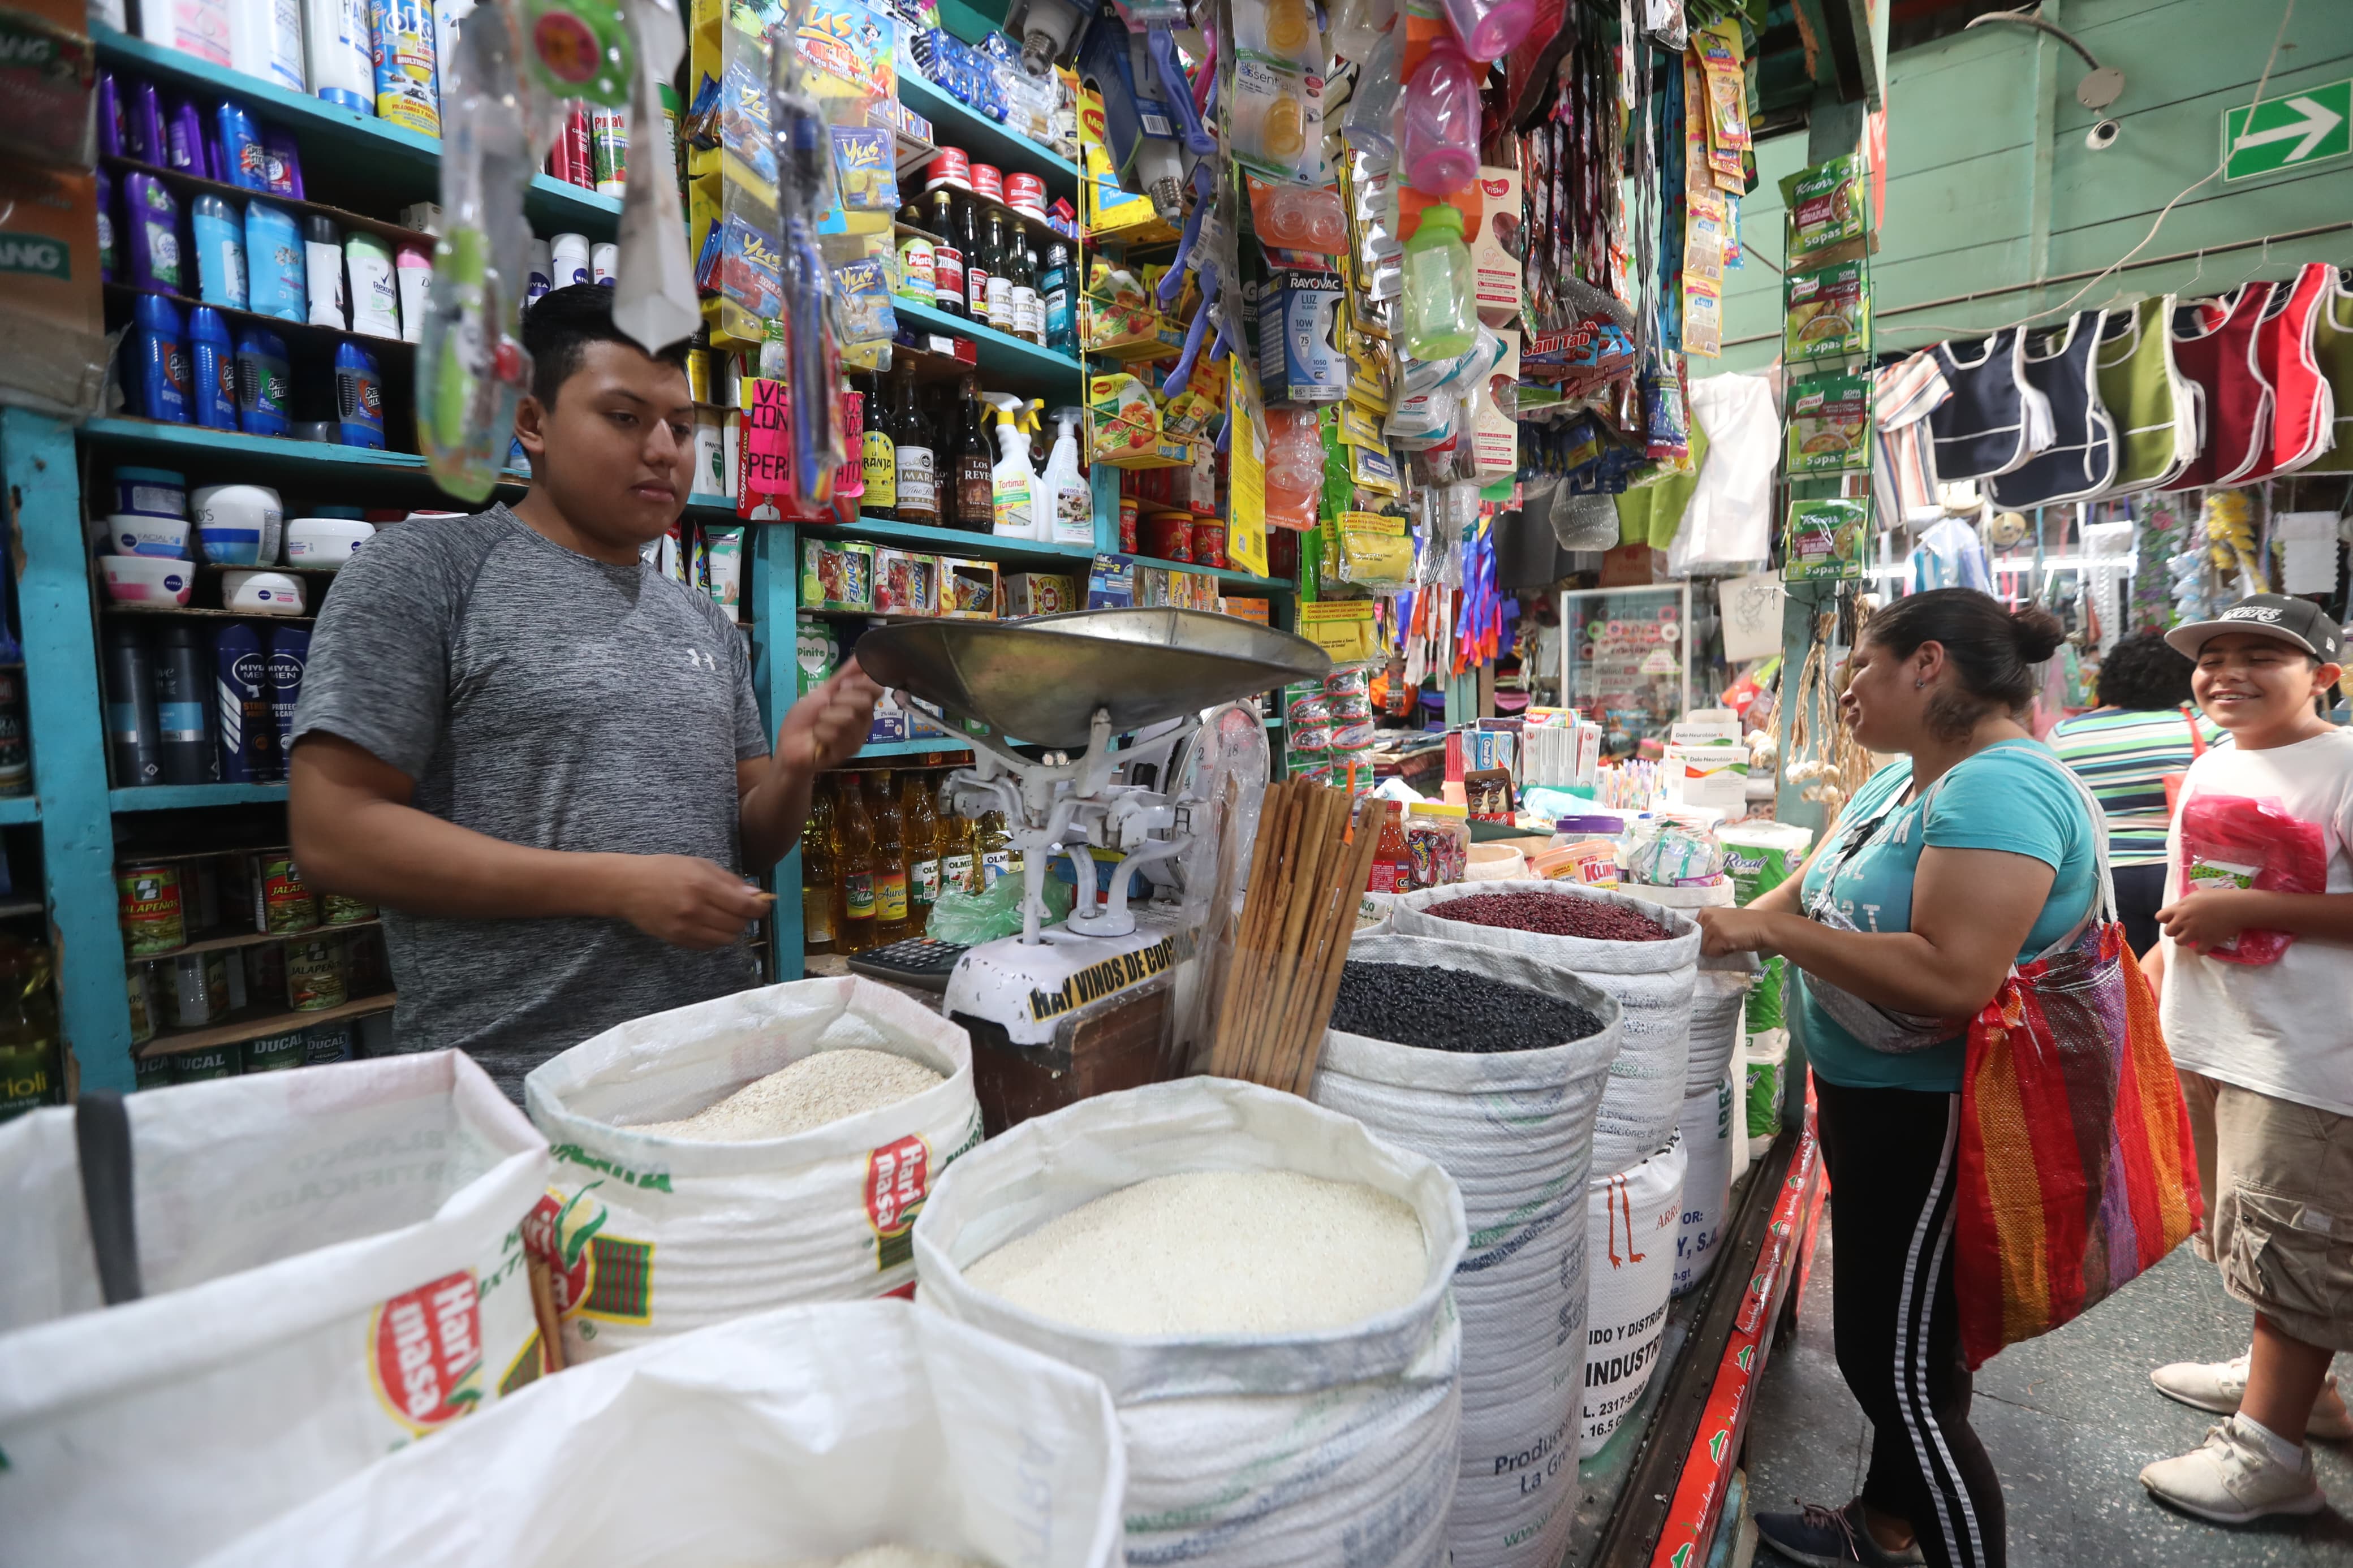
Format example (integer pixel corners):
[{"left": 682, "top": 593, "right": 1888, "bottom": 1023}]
[{"left": 290, "top": 285, "right": 878, "bottom": 1096}]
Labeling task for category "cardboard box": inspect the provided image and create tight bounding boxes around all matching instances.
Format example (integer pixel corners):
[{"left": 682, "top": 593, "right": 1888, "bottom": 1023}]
[
  {"left": 1002, "top": 572, "right": 1078, "bottom": 616},
  {"left": 795, "top": 614, "right": 839, "bottom": 699},
  {"left": 1470, "top": 167, "right": 1523, "bottom": 325},
  {"left": 1471, "top": 329, "right": 1519, "bottom": 480},
  {"left": 800, "top": 538, "right": 875, "bottom": 611},
  {"left": 1087, "top": 555, "right": 1135, "bottom": 608},
  {"left": 1220, "top": 597, "right": 1270, "bottom": 624},
  {"left": 1256, "top": 270, "right": 1347, "bottom": 404},
  {"left": 938, "top": 556, "right": 998, "bottom": 619},
  {"left": 874, "top": 548, "right": 939, "bottom": 616}
]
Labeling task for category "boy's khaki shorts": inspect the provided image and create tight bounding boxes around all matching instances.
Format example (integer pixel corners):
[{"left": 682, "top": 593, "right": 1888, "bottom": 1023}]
[{"left": 2180, "top": 1072, "right": 2353, "bottom": 1353}]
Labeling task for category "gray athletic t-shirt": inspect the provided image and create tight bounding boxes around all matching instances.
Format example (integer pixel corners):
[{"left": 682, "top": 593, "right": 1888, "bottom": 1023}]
[{"left": 292, "top": 506, "right": 768, "bottom": 1097}]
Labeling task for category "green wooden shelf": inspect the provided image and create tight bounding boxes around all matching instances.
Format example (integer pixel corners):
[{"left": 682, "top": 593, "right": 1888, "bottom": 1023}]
[
  {"left": 684, "top": 496, "right": 1098, "bottom": 565},
  {"left": 895, "top": 299, "right": 1085, "bottom": 389},
  {"left": 92, "top": 27, "right": 623, "bottom": 240},
  {"left": 111, "top": 783, "right": 289, "bottom": 812},
  {"left": 896, "top": 73, "right": 1081, "bottom": 184}
]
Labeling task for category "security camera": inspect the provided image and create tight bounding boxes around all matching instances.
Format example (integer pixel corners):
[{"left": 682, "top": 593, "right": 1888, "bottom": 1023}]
[{"left": 2086, "top": 118, "right": 2122, "bottom": 151}]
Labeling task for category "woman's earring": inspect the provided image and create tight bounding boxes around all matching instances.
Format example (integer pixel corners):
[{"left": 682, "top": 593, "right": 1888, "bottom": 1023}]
[{"left": 1914, "top": 678, "right": 1928, "bottom": 689}]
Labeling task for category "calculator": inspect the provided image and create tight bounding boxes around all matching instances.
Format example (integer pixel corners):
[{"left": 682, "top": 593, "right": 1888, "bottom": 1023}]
[{"left": 846, "top": 938, "right": 969, "bottom": 991}]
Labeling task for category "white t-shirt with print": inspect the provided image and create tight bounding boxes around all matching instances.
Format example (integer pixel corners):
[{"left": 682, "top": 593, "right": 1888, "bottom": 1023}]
[{"left": 2160, "top": 728, "right": 2353, "bottom": 1115}]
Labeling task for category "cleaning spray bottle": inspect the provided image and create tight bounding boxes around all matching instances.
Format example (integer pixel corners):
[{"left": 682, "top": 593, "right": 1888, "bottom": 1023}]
[
  {"left": 1042, "top": 405, "right": 1091, "bottom": 545},
  {"left": 983, "top": 392, "right": 1040, "bottom": 539}
]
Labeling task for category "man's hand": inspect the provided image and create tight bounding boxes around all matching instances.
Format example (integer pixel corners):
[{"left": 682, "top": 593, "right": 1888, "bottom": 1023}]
[
  {"left": 609, "top": 854, "right": 774, "bottom": 948},
  {"left": 2156, "top": 888, "right": 2256, "bottom": 953},
  {"left": 778, "top": 659, "right": 884, "bottom": 774}
]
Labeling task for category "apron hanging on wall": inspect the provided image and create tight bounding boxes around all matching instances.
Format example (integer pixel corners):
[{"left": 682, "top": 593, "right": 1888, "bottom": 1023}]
[
  {"left": 1988, "top": 309, "right": 2118, "bottom": 508},
  {"left": 2164, "top": 283, "right": 2274, "bottom": 490},
  {"left": 2302, "top": 270, "right": 2353, "bottom": 474},
  {"left": 1928, "top": 327, "right": 2053, "bottom": 480},
  {"left": 2257, "top": 262, "right": 2339, "bottom": 476},
  {"left": 2093, "top": 295, "right": 2200, "bottom": 493}
]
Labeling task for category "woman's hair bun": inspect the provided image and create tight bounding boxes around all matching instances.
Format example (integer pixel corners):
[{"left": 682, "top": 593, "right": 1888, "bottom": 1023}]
[{"left": 2007, "top": 606, "right": 2066, "bottom": 664}]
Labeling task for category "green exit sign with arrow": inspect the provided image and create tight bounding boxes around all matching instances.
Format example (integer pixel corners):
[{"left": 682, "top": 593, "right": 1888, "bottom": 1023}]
[{"left": 2222, "top": 80, "right": 2351, "bottom": 182}]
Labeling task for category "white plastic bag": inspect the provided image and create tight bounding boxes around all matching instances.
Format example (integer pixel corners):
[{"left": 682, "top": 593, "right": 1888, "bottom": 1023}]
[
  {"left": 1391, "top": 881, "right": 1700, "bottom": 1176},
  {"left": 523, "top": 978, "right": 982, "bottom": 1362},
  {"left": 1672, "top": 1065, "right": 1738, "bottom": 1296},
  {"left": 191, "top": 1299, "right": 1128, "bottom": 1568},
  {"left": 915, "top": 1077, "right": 1469, "bottom": 1568},
  {"left": 1581, "top": 1137, "right": 1686, "bottom": 1454},
  {"left": 0, "top": 1053, "right": 549, "bottom": 1568},
  {"left": 1311, "top": 934, "right": 1621, "bottom": 1568}
]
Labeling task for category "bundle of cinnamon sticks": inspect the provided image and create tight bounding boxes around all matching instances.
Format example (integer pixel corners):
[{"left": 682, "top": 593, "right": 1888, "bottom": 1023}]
[{"left": 1205, "top": 782, "right": 1384, "bottom": 1096}]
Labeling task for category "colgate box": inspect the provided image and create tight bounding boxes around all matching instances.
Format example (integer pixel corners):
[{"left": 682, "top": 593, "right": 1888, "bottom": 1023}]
[{"left": 0, "top": 1053, "right": 549, "bottom": 1567}]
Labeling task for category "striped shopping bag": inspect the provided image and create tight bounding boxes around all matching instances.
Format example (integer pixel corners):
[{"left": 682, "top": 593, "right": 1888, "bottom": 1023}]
[{"left": 1953, "top": 921, "right": 2203, "bottom": 1370}]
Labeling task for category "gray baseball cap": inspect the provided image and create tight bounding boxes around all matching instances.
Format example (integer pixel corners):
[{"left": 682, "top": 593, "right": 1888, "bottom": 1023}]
[{"left": 2165, "top": 594, "right": 2345, "bottom": 662}]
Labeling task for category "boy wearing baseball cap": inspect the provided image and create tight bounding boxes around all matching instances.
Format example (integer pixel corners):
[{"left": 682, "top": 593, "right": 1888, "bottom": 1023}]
[{"left": 2138, "top": 594, "right": 2353, "bottom": 1525}]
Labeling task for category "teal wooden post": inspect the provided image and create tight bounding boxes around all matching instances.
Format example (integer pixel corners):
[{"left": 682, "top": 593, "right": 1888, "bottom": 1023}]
[
  {"left": 751, "top": 521, "right": 804, "bottom": 979},
  {"left": 5, "top": 409, "right": 136, "bottom": 1091}
]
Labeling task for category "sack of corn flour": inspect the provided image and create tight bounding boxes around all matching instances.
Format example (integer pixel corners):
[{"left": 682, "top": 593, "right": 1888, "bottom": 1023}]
[
  {"left": 0, "top": 1052, "right": 548, "bottom": 1568},
  {"left": 1311, "top": 933, "right": 1622, "bottom": 1568},
  {"left": 1391, "top": 881, "right": 1700, "bottom": 1178},
  {"left": 524, "top": 977, "right": 982, "bottom": 1363},
  {"left": 1582, "top": 1137, "right": 1686, "bottom": 1454},
  {"left": 193, "top": 1299, "right": 1126, "bottom": 1568},
  {"left": 915, "top": 1077, "right": 1469, "bottom": 1568}
]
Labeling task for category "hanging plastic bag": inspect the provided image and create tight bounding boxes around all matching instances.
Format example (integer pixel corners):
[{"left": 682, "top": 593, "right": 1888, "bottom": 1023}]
[
  {"left": 612, "top": 0, "right": 700, "bottom": 356},
  {"left": 2175, "top": 793, "right": 2329, "bottom": 964}
]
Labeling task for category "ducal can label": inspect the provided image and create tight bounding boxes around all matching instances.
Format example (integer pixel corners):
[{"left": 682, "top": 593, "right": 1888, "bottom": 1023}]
[
  {"left": 368, "top": 1271, "right": 486, "bottom": 1433},
  {"left": 923, "top": 147, "right": 970, "bottom": 192},
  {"left": 287, "top": 936, "right": 348, "bottom": 1012},
  {"left": 170, "top": 1044, "right": 237, "bottom": 1082},
  {"left": 118, "top": 865, "right": 186, "bottom": 954},
  {"left": 254, "top": 854, "right": 318, "bottom": 934},
  {"left": 242, "top": 1029, "right": 308, "bottom": 1072},
  {"left": 968, "top": 162, "right": 1004, "bottom": 205},
  {"left": 1005, "top": 171, "right": 1045, "bottom": 218}
]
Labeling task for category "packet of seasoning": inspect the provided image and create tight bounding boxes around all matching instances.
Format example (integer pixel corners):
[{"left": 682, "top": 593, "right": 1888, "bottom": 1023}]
[
  {"left": 1784, "top": 497, "right": 1869, "bottom": 580},
  {"left": 1784, "top": 260, "right": 1870, "bottom": 361},
  {"left": 1785, "top": 372, "right": 1872, "bottom": 473},
  {"left": 1780, "top": 153, "right": 1871, "bottom": 269}
]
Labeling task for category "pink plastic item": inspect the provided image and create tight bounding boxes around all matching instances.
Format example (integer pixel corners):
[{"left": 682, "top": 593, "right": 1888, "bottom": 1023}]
[
  {"left": 1398, "top": 41, "right": 1481, "bottom": 195},
  {"left": 1440, "top": 0, "right": 1533, "bottom": 62},
  {"left": 1263, "top": 407, "right": 1322, "bottom": 530},
  {"left": 2177, "top": 792, "right": 2329, "bottom": 964}
]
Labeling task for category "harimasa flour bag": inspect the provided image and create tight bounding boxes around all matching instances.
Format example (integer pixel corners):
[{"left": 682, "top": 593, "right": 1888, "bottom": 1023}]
[
  {"left": 1309, "top": 934, "right": 1622, "bottom": 1568},
  {"left": 915, "top": 1077, "right": 1469, "bottom": 1568},
  {"left": 524, "top": 977, "right": 981, "bottom": 1362},
  {"left": 1672, "top": 1063, "right": 1739, "bottom": 1297},
  {"left": 0, "top": 1052, "right": 548, "bottom": 1568},
  {"left": 192, "top": 1300, "right": 1127, "bottom": 1568},
  {"left": 1392, "top": 881, "right": 1700, "bottom": 1177},
  {"left": 1581, "top": 1135, "right": 1686, "bottom": 1454}
]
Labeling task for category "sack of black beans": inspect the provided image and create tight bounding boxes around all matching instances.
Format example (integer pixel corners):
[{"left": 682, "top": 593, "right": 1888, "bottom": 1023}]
[
  {"left": 1309, "top": 935, "right": 1623, "bottom": 1568},
  {"left": 523, "top": 978, "right": 982, "bottom": 1364},
  {"left": 1582, "top": 1135, "right": 1687, "bottom": 1454},
  {"left": 914, "top": 1077, "right": 1469, "bottom": 1568},
  {"left": 1390, "top": 881, "right": 1700, "bottom": 1178},
  {"left": 1671, "top": 1062, "right": 1739, "bottom": 1296}
]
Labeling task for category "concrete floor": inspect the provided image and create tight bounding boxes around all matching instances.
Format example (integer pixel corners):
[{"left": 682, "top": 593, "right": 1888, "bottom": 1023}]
[{"left": 1745, "top": 1213, "right": 2353, "bottom": 1565}]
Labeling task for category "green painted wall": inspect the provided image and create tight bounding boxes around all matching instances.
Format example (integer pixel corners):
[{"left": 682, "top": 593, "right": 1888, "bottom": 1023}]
[{"left": 1718, "top": 0, "right": 2353, "bottom": 372}]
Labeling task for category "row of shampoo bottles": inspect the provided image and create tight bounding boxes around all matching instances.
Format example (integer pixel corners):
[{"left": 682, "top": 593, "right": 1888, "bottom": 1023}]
[{"left": 984, "top": 395, "right": 1091, "bottom": 545}]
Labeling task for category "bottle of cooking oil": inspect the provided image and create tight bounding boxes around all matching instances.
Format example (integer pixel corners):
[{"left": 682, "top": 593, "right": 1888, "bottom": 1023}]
[
  {"left": 0, "top": 932, "right": 59, "bottom": 1122},
  {"left": 977, "top": 808, "right": 1012, "bottom": 889},
  {"left": 833, "top": 772, "right": 877, "bottom": 955},
  {"left": 903, "top": 770, "right": 942, "bottom": 936},
  {"left": 800, "top": 784, "right": 837, "bottom": 957},
  {"left": 869, "top": 770, "right": 911, "bottom": 944},
  {"left": 938, "top": 777, "right": 978, "bottom": 896}
]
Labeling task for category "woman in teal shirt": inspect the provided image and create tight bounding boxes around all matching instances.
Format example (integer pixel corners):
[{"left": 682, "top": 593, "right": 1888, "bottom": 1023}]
[{"left": 1697, "top": 589, "right": 2098, "bottom": 1568}]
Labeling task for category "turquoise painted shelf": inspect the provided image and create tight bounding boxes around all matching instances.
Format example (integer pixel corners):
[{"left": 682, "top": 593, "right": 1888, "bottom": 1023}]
[
  {"left": 896, "top": 73, "right": 1081, "bottom": 184},
  {"left": 111, "top": 783, "right": 290, "bottom": 812},
  {"left": 92, "top": 28, "right": 622, "bottom": 240},
  {"left": 1125, "top": 554, "right": 1294, "bottom": 591},
  {"left": 858, "top": 737, "right": 977, "bottom": 758},
  {"left": 683, "top": 496, "right": 1098, "bottom": 565},
  {"left": 895, "top": 299, "right": 1085, "bottom": 390},
  {"left": 0, "top": 797, "right": 39, "bottom": 824}
]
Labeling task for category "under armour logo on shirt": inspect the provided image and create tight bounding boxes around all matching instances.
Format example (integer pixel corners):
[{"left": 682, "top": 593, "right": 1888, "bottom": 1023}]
[{"left": 683, "top": 647, "right": 719, "bottom": 673}]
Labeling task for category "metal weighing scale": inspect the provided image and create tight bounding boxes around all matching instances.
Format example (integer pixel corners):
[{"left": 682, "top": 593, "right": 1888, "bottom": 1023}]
[{"left": 856, "top": 608, "right": 1330, "bottom": 1133}]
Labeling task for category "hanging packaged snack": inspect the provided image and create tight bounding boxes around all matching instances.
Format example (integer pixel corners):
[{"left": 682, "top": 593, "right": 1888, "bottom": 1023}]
[
  {"left": 1330, "top": 510, "right": 1414, "bottom": 587},
  {"left": 1694, "top": 19, "right": 1749, "bottom": 191},
  {"left": 1779, "top": 153, "right": 1870, "bottom": 269},
  {"left": 1785, "top": 371, "right": 1871, "bottom": 473},
  {"left": 1783, "top": 260, "right": 1869, "bottom": 362},
  {"left": 1783, "top": 496, "right": 1868, "bottom": 581}
]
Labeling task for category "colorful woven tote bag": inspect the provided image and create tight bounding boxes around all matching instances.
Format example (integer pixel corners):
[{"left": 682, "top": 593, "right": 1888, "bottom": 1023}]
[{"left": 1951, "top": 759, "right": 2203, "bottom": 1370}]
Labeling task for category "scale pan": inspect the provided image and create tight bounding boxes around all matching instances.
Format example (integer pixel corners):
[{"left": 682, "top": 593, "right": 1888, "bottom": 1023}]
[{"left": 854, "top": 608, "right": 1331, "bottom": 748}]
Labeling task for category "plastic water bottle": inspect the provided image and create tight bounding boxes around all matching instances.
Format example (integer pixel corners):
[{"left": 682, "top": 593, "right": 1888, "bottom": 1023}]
[
  {"left": 1398, "top": 41, "right": 1480, "bottom": 196},
  {"left": 1401, "top": 204, "right": 1477, "bottom": 362}
]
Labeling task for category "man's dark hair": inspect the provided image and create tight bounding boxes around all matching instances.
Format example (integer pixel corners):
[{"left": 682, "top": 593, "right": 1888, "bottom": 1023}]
[
  {"left": 2093, "top": 629, "right": 2195, "bottom": 711},
  {"left": 521, "top": 283, "right": 692, "bottom": 407}
]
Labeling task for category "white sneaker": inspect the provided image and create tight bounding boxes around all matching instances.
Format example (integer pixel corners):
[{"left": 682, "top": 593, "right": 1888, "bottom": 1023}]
[
  {"left": 2149, "top": 1353, "right": 2353, "bottom": 1440},
  {"left": 2140, "top": 1416, "right": 2326, "bottom": 1524}
]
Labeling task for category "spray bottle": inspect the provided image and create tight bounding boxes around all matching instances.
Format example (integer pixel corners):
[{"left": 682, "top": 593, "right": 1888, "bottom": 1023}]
[
  {"left": 1042, "top": 405, "right": 1090, "bottom": 545},
  {"left": 982, "top": 392, "right": 1040, "bottom": 539}
]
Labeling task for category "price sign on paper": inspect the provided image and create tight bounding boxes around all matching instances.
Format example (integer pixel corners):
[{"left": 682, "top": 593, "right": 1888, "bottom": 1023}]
[{"left": 741, "top": 378, "right": 791, "bottom": 503}]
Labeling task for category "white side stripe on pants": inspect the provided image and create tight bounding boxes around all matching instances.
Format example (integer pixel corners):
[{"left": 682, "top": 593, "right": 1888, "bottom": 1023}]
[{"left": 1890, "top": 1096, "right": 1987, "bottom": 1568}]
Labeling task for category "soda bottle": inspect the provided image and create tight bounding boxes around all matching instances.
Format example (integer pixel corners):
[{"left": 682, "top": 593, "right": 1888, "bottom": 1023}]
[{"left": 870, "top": 770, "right": 911, "bottom": 943}]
